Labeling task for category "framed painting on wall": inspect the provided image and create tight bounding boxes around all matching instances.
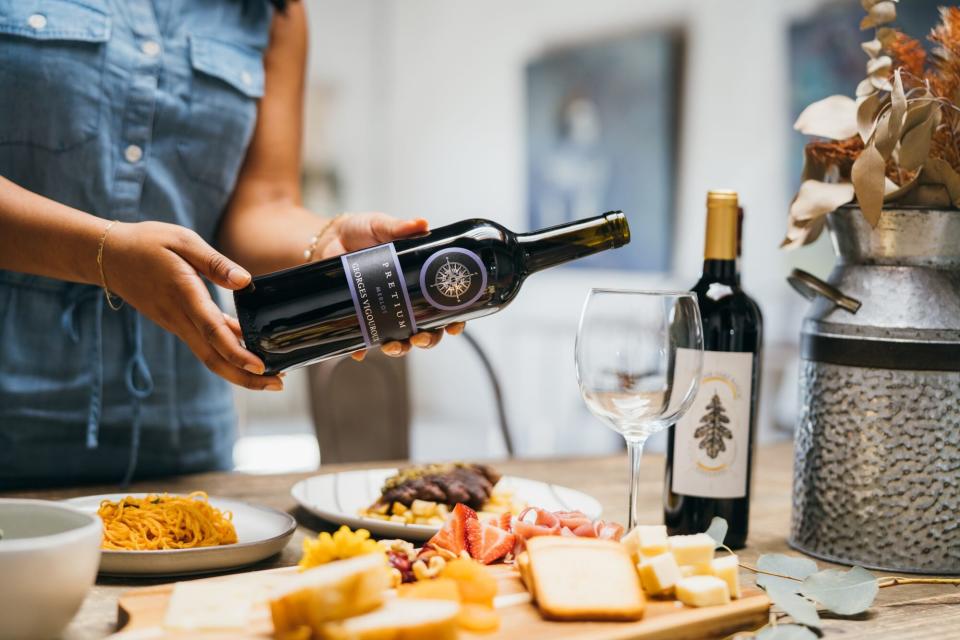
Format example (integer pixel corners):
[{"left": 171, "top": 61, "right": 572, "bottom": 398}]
[{"left": 526, "top": 30, "right": 682, "bottom": 272}]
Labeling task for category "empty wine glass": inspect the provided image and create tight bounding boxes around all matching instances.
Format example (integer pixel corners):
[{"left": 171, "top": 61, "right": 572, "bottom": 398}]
[{"left": 575, "top": 289, "right": 703, "bottom": 529}]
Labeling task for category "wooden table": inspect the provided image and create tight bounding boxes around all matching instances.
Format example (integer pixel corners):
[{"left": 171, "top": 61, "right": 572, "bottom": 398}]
[{"left": 5, "top": 443, "right": 960, "bottom": 639}]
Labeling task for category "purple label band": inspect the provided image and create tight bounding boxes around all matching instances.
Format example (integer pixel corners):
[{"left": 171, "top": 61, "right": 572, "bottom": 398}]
[
  {"left": 342, "top": 252, "right": 373, "bottom": 347},
  {"left": 388, "top": 243, "right": 418, "bottom": 335},
  {"left": 342, "top": 243, "right": 417, "bottom": 346}
]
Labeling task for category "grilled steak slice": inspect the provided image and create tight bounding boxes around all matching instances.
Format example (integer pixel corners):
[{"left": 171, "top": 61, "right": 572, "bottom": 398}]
[{"left": 377, "top": 463, "right": 502, "bottom": 510}]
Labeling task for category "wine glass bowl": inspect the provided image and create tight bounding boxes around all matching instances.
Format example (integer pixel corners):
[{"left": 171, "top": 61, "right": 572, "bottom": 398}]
[{"left": 575, "top": 288, "right": 703, "bottom": 528}]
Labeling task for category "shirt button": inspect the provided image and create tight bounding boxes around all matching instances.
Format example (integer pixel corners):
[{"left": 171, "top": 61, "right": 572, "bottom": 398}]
[
  {"left": 240, "top": 71, "right": 253, "bottom": 87},
  {"left": 27, "top": 14, "right": 47, "bottom": 30},
  {"left": 141, "top": 40, "right": 162, "bottom": 57},
  {"left": 124, "top": 145, "right": 143, "bottom": 163}
]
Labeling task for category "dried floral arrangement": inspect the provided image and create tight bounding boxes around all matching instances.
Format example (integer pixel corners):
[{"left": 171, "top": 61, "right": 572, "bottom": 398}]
[
  {"left": 784, "top": 1, "right": 960, "bottom": 248},
  {"left": 703, "top": 518, "right": 960, "bottom": 640}
]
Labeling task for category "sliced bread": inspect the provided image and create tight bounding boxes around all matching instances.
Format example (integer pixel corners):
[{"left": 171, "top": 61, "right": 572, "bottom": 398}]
[
  {"left": 526, "top": 536, "right": 645, "bottom": 621},
  {"left": 269, "top": 554, "right": 390, "bottom": 636},
  {"left": 322, "top": 598, "right": 459, "bottom": 640}
]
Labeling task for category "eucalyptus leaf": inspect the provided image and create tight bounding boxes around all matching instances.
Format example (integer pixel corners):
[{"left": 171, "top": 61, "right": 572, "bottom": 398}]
[
  {"left": 851, "top": 142, "right": 886, "bottom": 225},
  {"left": 869, "top": 73, "right": 893, "bottom": 93},
  {"left": 781, "top": 215, "right": 827, "bottom": 250},
  {"left": 876, "top": 26, "right": 897, "bottom": 46},
  {"left": 704, "top": 516, "right": 728, "bottom": 548},
  {"left": 860, "top": 1, "right": 897, "bottom": 30},
  {"left": 866, "top": 55, "right": 892, "bottom": 76},
  {"left": 889, "top": 70, "right": 906, "bottom": 134},
  {"left": 789, "top": 180, "right": 855, "bottom": 222},
  {"left": 766, "top": 584, "right": 822, "bottom": 628},
  {"left": 861, "top": 38, "right": 882, "bottom": 58},
  {"left": 756, "top": 553, "right": 819, "bottom": 591},
  {"left": 856, "top": 92, "right": 881, "bottom": 142},
  {"left": 873, "top": 111, "right": 897, "bottom": 158},
  {"left": 902, "top": 99, "right": 935, "bottom": 133},
  {"left": 757, "top": 624, "right": 818, "bottom": 640},
  {"left": 899, "top": 109, "right": 940, "bottom": 171},
  {"left": 801, "top": 566, "right": 879, "bottom": 615},
  {"left": 794, "top": 95, "right": 858, "bottom": 140},
  {"left": 921, "top": 157, "right": 960, "bottom": 206},
  {"left": 884, "top": 170, "right": 920, "bottom": 201},
  {"left": 856, "top": 78, "right": 877, "bottom": 97}
]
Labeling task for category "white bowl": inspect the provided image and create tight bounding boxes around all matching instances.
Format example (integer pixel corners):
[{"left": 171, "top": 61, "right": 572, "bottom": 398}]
[{"left": 0, "top": 499, "right": 102, "bottom": 640}]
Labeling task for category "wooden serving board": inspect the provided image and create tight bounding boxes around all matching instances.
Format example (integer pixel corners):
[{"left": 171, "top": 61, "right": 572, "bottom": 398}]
[{"left": 110, "top": 565, "right": 770, "bottom": 640}]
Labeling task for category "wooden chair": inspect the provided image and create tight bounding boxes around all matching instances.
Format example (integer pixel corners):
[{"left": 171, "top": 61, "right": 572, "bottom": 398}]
[{"left": 307, "top": 351, "right": 410, "bottom": 464}]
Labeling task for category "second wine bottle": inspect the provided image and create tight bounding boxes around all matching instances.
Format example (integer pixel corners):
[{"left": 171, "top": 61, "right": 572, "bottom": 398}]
[{"left": 664, "top": 190, "right": 763, "bottom": 549}]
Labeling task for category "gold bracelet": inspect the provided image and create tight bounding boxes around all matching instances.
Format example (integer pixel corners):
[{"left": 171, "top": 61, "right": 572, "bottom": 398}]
[
  {"left": 97, "top": 220, "right": 124, "bottom": 311},
  {"left": 304, "top": 214, "right": 344, "bottom": 263}
]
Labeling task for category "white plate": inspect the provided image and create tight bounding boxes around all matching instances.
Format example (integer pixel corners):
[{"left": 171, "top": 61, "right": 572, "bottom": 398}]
[
  {"left": 64, "top": 494, "right": 297, "bottom": 577},
  {"left": 291, "top": 469, "right": 603, "bottom": 541}
]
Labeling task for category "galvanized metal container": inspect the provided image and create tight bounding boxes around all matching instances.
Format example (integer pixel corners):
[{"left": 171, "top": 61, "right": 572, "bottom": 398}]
[{"left": 788, "top": 206, "right": 960, "bottom": 574}]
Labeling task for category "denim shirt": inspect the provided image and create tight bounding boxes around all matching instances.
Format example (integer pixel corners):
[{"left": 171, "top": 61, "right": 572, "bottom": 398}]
[{"left": 0, "top": 0, "right": 271, "bottom": 488}]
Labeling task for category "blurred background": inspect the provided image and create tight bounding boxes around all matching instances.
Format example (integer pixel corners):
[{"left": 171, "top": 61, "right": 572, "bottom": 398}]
[{"left": 231, "top": 0, "right": 942, "bottom": 472}]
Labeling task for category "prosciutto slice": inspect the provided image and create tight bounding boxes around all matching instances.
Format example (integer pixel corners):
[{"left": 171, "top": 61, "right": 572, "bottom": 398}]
[
  {"left": 554, "top": 510, "right": 593, "bottom": 531},
  {"left": 508, "top": 507, "right": 625, "bottom": 546},
  {"left": 595, "top": 520, "right": 624, "bottom": 541},
  {"left": 512, "top": 507, "right": 561, "bottom": 540}
]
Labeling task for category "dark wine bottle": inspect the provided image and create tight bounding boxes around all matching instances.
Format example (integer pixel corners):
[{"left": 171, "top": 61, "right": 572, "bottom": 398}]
[
  {"left": 235, "top": 213, "right": 630, "bottom": 373},
  {"left": 664, "top": 191, "right": 762, "bottom": 549}
]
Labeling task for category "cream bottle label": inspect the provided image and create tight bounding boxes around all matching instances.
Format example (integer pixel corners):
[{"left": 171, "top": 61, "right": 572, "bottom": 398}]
[{"left": 672, "top": 350, "right": 753, "bottom": 499}]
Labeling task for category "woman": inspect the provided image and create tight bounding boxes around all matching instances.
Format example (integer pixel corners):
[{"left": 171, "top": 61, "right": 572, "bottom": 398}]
[{"left": 0, "top": 0, "right": 458, "bottom": 489}]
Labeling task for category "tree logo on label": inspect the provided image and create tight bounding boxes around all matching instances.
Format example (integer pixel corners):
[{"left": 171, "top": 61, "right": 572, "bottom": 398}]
[
  {"left": 695, "top": 392, "right": 733, "bottom": 459},
  {"left": 419, "top": 248, "right": 488, "bottom": 311}
]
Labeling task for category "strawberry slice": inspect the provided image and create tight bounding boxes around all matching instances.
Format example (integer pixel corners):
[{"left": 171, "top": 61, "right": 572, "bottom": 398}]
[
  {"left": 466, "top": 520, "right": 516, "bottom": 564},
  {"left": 498, "top": 512, "right": 512, "bottom": 532},
  {"left": 465, "top": 518, "right": 484, "bottom": 558},
  {"left": 425, "top": 503, "right": 477, "bottom": 556}
]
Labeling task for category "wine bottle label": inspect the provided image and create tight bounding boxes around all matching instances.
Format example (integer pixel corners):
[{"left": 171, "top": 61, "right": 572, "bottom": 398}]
[
  {"left": 671, "top": 350, "right": 753, "bottom": 499},
  {"left": 341, "top": 244, "right": 418, "bottom": 346},
  {"left": 419, "top": 248, "right": 488, "bottom": 311}
]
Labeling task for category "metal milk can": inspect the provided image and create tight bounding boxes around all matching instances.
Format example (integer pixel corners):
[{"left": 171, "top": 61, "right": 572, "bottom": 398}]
[{"left": 788, "top": 206, "right": 960, "bottom": 574}]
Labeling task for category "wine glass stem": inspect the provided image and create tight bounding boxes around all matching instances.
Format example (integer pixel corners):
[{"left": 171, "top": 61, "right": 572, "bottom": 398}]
[{"left": 625, "top": 435, "right": 648, "bottom": 531}]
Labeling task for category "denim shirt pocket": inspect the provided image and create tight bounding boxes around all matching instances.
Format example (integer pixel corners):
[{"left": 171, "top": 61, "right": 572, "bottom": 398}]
[
  {"left": 0, "top": 0, "right": 109, "bottom": 150},
  {"left": 177, "top": 35, "right": 264, "bottom": 193}
]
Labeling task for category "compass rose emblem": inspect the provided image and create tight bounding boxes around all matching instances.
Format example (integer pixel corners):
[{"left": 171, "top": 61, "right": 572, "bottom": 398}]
[
  {"left": 419, "top": 248, "right": 488, "bottom": 311},
  {"left": 431, "top": 258, "right": 479, "bottom": 303}
]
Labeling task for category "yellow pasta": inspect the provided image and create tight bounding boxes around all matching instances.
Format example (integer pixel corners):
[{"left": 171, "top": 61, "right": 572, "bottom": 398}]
[{"left": 96, "top": 491, "right": 237, "bottom": 550}]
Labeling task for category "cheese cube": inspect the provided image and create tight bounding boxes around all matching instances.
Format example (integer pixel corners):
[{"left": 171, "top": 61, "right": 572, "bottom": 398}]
[
  {"left": 710, "top": 554, "right": 741, "bottom": 599},
  {"left": 679, "top": 562, "right": 713, "bottom": 578},
  {"left": 668, "top": 533, "right": 715, "bottom": 566},
  {"left": 621, "top": 525, "right": 668, "bottom": 561},
  {"left": 675, "top": 576, "right": 731, "bottom": 607},
  {"left": 636, "top": 552, "right": 681, "bottom": 596}
]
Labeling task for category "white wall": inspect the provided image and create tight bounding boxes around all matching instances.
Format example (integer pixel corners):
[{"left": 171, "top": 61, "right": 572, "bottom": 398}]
[{"left": 292, "top": 0, "right": 839, "bottom": 461}]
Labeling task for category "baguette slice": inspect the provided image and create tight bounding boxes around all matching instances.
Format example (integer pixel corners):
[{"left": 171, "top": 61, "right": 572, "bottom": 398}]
[
  {"left": 527, "top": 536, "right": 645, "bottom": 621},
  {"left": 322, "top": 598, "right": 459, "bottom": 640},
  {"left": 516, "top": 551, "right": 534, "bottom": 599},
  {"left": 269, "top": 554, "right": 390, "bottom": 636}
]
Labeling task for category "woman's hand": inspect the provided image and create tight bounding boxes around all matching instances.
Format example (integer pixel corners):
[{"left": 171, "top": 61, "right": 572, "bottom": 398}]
[
  {"left": 321, "top": 212, "right": 466, "bottom": 361},
  {"left": 104, "top": 221, "right": 284, "bottom": 391}
]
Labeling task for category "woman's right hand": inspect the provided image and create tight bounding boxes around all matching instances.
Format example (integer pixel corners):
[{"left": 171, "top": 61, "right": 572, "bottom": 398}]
[{"left": 104, "top": 221, "right": 283, "bottom": 391}]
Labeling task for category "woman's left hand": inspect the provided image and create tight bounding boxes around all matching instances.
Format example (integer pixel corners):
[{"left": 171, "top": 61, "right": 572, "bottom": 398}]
[{"left": 320, "top": 212, "right": 465, "bottom": 361}]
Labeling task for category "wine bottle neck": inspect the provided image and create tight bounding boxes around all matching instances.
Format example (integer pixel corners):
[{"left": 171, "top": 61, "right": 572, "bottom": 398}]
[
  {"left": 702, "top": 191, "right": 739, "bottom": 285},
  {"left": 518, "top": 211, "right": 630, "bottom": 274},
  {"left": 701, "top": 259, "right": 740, "bottom": 285}
]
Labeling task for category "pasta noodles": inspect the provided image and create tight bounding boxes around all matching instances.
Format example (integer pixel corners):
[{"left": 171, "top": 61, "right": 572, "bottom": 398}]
[{"left": 97, "top": 491, "right": 238, "bottom": 550}]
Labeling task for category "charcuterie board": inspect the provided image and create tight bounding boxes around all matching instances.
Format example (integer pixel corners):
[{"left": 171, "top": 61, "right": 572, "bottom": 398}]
[{"left": 109, "top": 564, "right": 769, "bottom": 640}]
